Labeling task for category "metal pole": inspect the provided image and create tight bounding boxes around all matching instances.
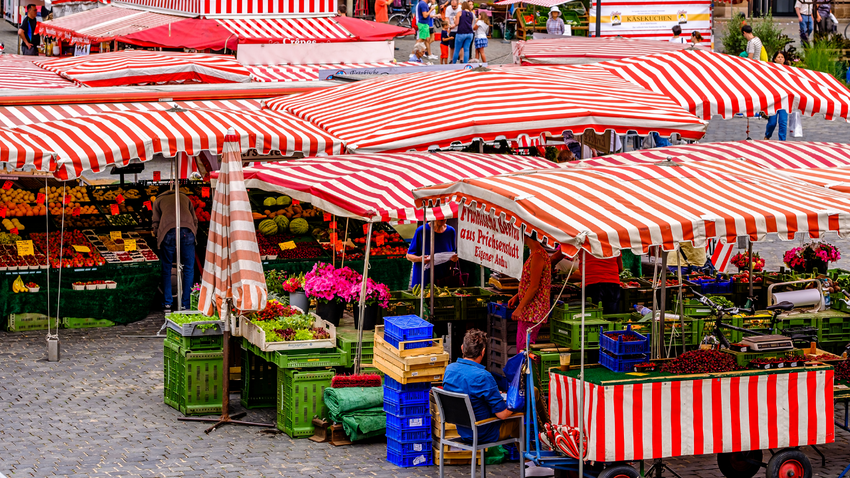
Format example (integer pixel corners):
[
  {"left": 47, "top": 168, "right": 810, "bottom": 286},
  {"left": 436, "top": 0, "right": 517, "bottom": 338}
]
[
  {"left": 677, "top": 245, "right": 686, "bottom": 353},
  {"left": 430, "top": 220, "right": 436, "bottom": 318},
  {"left": 651, "top": 247, "right": 660, "bottom": 358},
  {"left": 221, "top": 303, "right": 231, "bottom": 420},
  {"left": 420, "top": 216, "right": 426, "bottom": 318},
  {"left": 578, "top": 249, "right": 586, "bottom": 476},
  {"left": 595, "top": 0, "right": 602, "bottom": 37},
  {"left": 174, "top": 159, "right": 182, "bottom": 311},
  {"left": 658, "top": 252, "right": 669, "bottom": 357},
  {"left": 747, "top": 238, "right": 754, "bottom": 300},
  {"left": 354, "top": 223, "right": 374, "bottom": 375}
]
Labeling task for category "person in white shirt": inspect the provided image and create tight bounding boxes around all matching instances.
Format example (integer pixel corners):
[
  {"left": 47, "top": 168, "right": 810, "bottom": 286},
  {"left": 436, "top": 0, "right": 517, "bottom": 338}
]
[
  {"left": 742, "top": 25, "right": 763, "bottom": 60},
  {"left": 444, "top": 0, "right": 461, "bottom": 61},
  {"left": 794, "top": 0, "right": 814, "bottom": 42},
  {"left": 473, "top": 12, "right": 489, "bottom": 63},
  {"left": 669, "top": 24, "right": 687, "bottom": 43}
]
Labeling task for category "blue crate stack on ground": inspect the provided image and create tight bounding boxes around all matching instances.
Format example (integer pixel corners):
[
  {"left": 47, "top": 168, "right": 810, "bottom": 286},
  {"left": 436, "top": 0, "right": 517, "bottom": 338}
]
[
  {"left": 381, "top": 315, "right": 437, "bottom": 468},
  {"left": 598, "top": 324, "right": 651, "bottom": 373}
]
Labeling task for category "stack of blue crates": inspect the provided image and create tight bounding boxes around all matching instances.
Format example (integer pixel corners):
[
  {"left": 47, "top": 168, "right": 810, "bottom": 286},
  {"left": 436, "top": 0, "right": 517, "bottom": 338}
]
[
  {"left": 383, "top": 315, "right": 435, "bottom": 468},
  {"left": 598, "top": 324, "right": 651, "bottom": 373}
]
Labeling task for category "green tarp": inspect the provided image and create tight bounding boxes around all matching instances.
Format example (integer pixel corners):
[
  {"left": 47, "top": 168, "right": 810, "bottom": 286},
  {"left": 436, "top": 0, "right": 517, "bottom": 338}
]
[{"left": 324, "top": 386, "right": 386, "bottom": 442}]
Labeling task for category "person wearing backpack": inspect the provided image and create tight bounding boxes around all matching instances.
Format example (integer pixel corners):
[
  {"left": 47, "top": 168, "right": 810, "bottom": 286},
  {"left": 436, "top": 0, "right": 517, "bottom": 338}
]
[{"left": 742, "top": 25, "right": 766, "bottom": 61}]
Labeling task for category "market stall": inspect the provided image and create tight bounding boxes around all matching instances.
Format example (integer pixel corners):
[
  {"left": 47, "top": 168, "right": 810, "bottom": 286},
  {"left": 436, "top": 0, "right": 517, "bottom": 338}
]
[{"left": 512, "top": 36, "right": 701, "bottom": 65}]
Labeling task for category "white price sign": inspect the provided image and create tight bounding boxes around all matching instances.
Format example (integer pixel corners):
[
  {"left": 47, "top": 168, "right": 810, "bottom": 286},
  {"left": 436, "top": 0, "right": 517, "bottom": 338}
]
[{"left": 457, "top": 205, "right": 523, "bottom": 279}]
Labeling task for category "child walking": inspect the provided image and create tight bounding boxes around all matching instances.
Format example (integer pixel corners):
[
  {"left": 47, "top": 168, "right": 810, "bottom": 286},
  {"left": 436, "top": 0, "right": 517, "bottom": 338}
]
[
  {"left": 474, "top": 13, "right": 490, "bottom": 63},
  {"left": 440, "top": 24, "right": 454, "bottom": 64}
]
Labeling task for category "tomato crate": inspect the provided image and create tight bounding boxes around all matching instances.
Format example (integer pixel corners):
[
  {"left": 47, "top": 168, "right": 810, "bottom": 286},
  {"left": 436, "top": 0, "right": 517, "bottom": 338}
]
[
  {"left": 599, "top": 324, "right": 650, "bottom": 356},
  {"left": 163, "top": 339, "right": 223, "bottom": 416},
  {"left": 550, "top": 318, "right": 618, "bottom": 351},
  {"left": 551, "top": 301, "right": 603, "bottom": 322},
  {"left": 166, "top": 327, "right": 223, "bottom": 351},
  {"left": 820, "top": 314, "right": 850, "bottom": 342},
  {"left": 696, "top": 278, "right": 734, "bottom": 294},
  {"left": 383, "top": 290, "right": 421, "bottom": 318},
  {"left": 644, "top": 317, "right": 704, "bottom": 348},
  {"left": 62, "top": 317, "right": 114, "bottom": 329},
  {"left": 240, "top": 348, "right": 277, "bottom": 409},
  {"left": 277, "top": 368, "right": 335, "bottom": 438}
]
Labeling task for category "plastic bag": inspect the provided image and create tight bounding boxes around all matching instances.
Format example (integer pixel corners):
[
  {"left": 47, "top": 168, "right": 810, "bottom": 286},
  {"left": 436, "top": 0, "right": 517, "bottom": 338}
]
[
  {"left": 788, "top": 111, "right": 803, "bottom": 138},
  {"left": 503, "top": 353, "right": 525, "bottom": 383},
  {"left": 506, "top": 355, "right": 526, "bottom": 412}
]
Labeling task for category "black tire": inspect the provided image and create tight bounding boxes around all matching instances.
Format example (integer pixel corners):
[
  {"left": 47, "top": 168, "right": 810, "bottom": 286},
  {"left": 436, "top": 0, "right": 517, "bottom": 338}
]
[
  {"left": 388, "top": 15, "right": 402, "bottom": 26},
  {"left": 717, "top": 450, "right": 763, "bottom": 478},
  {"left": 766, "top": 449, "right": 812, "bottom": 478},
  {"left": 598, "top": 464, "right": 639, "bottom": 478}
]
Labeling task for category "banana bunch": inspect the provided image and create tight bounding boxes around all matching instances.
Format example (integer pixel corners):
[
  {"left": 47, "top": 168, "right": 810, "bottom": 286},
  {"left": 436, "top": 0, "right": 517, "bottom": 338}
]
[
  {"left": 12, "top": 276, "right": 26, "bottom": 293},
  {"left": 412, "top": 284, "right": 421, "bottom": 296}
]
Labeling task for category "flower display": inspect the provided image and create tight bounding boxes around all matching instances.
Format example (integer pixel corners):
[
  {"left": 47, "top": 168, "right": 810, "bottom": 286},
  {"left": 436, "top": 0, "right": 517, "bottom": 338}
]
[
  {"left": 346, "top": 278, "right": 392, "bottom": 308},
  {"left": 783, "top": 242, "right": 841, "bottom": 272},
  {"left": 303, "top": 263, "right": 362, "bottom": 304},
  {"left": 282, "top": 273, "right": 305, "bottom": 293},
  {"left": 730, "top": 252, "right": 765, "bottom": 272}
]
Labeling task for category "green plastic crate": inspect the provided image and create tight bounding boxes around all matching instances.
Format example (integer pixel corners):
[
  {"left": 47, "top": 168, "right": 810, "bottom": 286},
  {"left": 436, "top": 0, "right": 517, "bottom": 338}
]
[
  {"left": 531, "top": 351, "right": 561, "bottom": 387},
  {"left": 165, "top": 327, "right": 223, "bottom": 351},
  {"left": 241, "top": 349, "right": 278, "bottom": 409},
  {"left": 457, "top": 287, "right": 495, "bottom": 321},
  {"left": 163, "top": 340, "right": 223, "bottom": 416},
  {"left": 383, "top": 291, "right": 421, "bottom": 318},
  {"left": 551, "top": 301, "right": 603, "bottom": 322},
  {"left": 682, "top": 300, "right": 714, "bottom": 318},
  {"left": 62, "top": 317, "right": 114, "bottom": 329},
  {"left": 549, "top": 318, "right": 617, "bottom": 350},
  {"left": 721, "top": 348, "right": 803, "bottom": 368},
  {"left": 274, "top": 348, "right": 346, "bottom": 369},
  {"left": 820, "top": 314, "right": 850, "bottom": 343},
  {"left": 6, "top": 313, "right": 51, "bottom": 332},
  {"left": 277, "top": 368, "right": 335, "bottom": 438},
  {"left": 337, "top": 330, "right": 375, "bottom": 368}
]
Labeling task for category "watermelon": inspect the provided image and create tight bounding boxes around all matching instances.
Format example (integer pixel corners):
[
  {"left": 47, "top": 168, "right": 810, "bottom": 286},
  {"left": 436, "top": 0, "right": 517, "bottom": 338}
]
[
  {"left": 263, "top": 197, "right": 276, "bottom": 207},
  {"left": 289, "top": 218, "right": 309, "bottom": 235},
  {"left": 276, "top": 195, "right": 292, "bottom": 207},
  {"left": 273, "top": 215, "right": 290, "bottom": 231},
  {"left": 258, "top": 219, "right": 278, "bottom": 236}
]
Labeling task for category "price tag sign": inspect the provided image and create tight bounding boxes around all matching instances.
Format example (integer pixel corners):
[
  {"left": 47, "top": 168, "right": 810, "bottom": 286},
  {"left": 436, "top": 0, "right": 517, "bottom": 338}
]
[
  {"left": 36, "top": 192, "right": 45, "bottom": 204},
  {"left": 10, "top": 227, "right": 18, "bottom": 235},
  {"left": 330, "top": 232, "right": 338, "bottom": 243},
  {"left": 124, "top": 239, "right": 137, "bottom": 252},
  {"left": 153, "top": 171, "right": 161, "bottom": 181},
  {"left": 2, "top": 181, "right": 12, "bottom": 190},
  {"left": 201, "top": 187, "right": 210, "bottom": 198},
  {"left": 143, "top": 200, "right": 152, "bottom": 211},
  {"left": 110, "top": 231, "right": 122, "bottom": 241},
  {"left": 376, "top": 235, "right": 385, "bottom": 246},
  {"left": 72, "top": 245, "right": 90, "bottom": 253},
  {"left": 335, "top": 241, "right": 344, "bottom": 252},
  {"left": 278, "top": 241, "right": 296, "bottom": 251},
  {"left": 293, "top": 200, "right": 300, "bottom": 206},
  {"left": 63, "top": 195, "right": 72, "bottom": 205},
  {"left": 329, "top": 221, "right": 337, "bottom": 230},
  {"left": 362, "top": 224, "right": 369, "bottom": 235},
  {"left": 72, "top": 207, "right": 81, "bottom": 217},
  {"left": 0, "top": 207, "right": 5, "bottom": 218},
  {"left": 16, "top": 240, "right": 34, "bottom": 256},
  {"left": 110, "top": 204, "right": 119, "bottom": 215},
  {"left": 323, "top": 212, "right": 331, "bottom": 222},
  {"left": 115, "top": 194, "right": 124, "bottom": 204}
]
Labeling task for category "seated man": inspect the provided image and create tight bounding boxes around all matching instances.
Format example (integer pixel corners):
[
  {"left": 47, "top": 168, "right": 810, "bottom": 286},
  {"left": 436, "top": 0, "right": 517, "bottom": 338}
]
[{"left": 442, "top": 329, "right": 518, "bottom": 444}]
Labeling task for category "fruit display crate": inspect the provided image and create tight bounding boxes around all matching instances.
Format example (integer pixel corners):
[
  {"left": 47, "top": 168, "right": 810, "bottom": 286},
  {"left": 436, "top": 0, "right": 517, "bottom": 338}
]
[
  {"left": 456, "top": 287, "right": 496, "bottom": 321},
  {"left": 6, "top": 313, "right": 51, "bottom": 332},
  {"left": 277, "top": 368, "right": 335, "bottom": 438},
  {"left": 721, "top": 348, "right": 803, "bottom": 368},
  {"left": 621, "top": 316, "right": 703, "bottom": 349},
  {"left": 600, "top": 351, "right": 648, "bottom": 373},
  {"left": 163, "top": 340, "right": 223, "bottom": 416},
  {"left": 820, "top": 313, "right": 850, "bottom": 343},
  {"left": 530, "top": 350, "right": 561, "bottom": 389},
  {"left": 241, "top": 348, "right": 278, "bottom": 409},
  {"left": 551, "top": 301, "right": 603, "bottom": 322},
  {"left": 242, "top": 315, "right": 336, "bottom": 352},
  {"left": 242, "top": 339, "right": 343, "bottom": 369},
  {"left": 681, "top": 299, "right": 715, "bottom": 318},
  {"left": 384, "top": 290, "right": 421, "bottom": 318},
  {"left": 62, "top": 317, "right": 114, "bottom": 329},
  {"left": 550, "top": 318, "right": 619, "bottom": 351},
  {"left": 599, "top": 324, "right": 650, "bottom": 356},
  {"left": 166, "top": 327, "right": 223, "bottom": 352},
  {"left": 383, "top": 315, "right": 434, "bottom": 350}
]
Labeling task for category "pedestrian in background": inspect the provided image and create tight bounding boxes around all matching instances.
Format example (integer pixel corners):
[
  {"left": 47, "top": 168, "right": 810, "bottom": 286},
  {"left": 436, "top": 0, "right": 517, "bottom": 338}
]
[
  {"left": 152, "top": 190, "right": 199, "bottom": 312},
  {"left": 439, "top": 23, "right": 454, "bottom": 64},
  {"left": 795, "top": 0, "right": 814, "bottom": 43},
  {"left": 18, "top": 4, "right": 40, "bottom": 56},
  {"left": 374, "top": 0, "right": 393, "bottom": 23},
  {"left": 742, "top": 25, "right": 765, "bottom": 61},
  {"left": 444, "top": 0, "right": 460, "bottom": 60},
  {"left": 669, "top": 24, "right": 686, "bottom": 43},
  {"left": 546, "top": 6, "right": 565, "bottom": 35},
  {"left": 765, "top": 51, "right": 790, "bottom": 141},
  {"left": 416, "top": 0, "right": 438, "bottom": 59},
  {"left": 452, "top": 1, "right": 474, "bottom": 64},
  {"left": 473, "top": 12, "right": 489, "bottom": 63}
]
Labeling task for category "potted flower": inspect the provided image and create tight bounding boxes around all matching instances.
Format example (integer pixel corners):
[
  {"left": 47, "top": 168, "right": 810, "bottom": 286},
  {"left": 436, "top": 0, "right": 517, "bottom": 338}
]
[
  {"left": 352, "top": 278, "right": 391, "bottom": 331},
  {"left": 304, "top": 263, "right": 362, "bottom": 326},
  {"left": 282, "top": 273, "right": 308, "bottom": 312},
  {"left": 730, "top": 252, "right": 765, "bottom": 272},
  {"left": 783, "top": 242, "right": 841, "bottom": 274}
]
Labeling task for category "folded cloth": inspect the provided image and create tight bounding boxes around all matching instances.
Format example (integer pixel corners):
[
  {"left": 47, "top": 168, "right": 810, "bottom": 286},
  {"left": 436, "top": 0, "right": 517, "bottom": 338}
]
[{"left": 324, "top": 387, "right": 386, "bottom": 441}]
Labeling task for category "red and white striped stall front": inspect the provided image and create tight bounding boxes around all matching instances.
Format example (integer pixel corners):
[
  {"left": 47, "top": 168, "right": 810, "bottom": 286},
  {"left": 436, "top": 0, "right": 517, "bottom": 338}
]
[{"left": 549, "top": 368, "right": 835, "bottom": 463}]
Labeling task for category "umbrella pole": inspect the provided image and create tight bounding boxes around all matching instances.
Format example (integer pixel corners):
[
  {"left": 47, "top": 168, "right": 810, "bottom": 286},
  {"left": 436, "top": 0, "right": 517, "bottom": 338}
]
[
  {"left": 420, "top": 214, "right": 426, "bottom": 318},
  {"left": 658, "top": 252, "right": 669, "bottom": 357},
  {"left": 354, "top": 223, "right": 374, "bottom": 375},
  {"left": 578, "top": 249, "right": 586, "bottom": 476},
  {"left": 430, "top": 220, "right": 435, "bottom": 319},
  {"left": 175, "top": 160, "right": 182, "bottom": 311},
  {"left": 747, "top": 238, "right": 754, "bottom": 303}
]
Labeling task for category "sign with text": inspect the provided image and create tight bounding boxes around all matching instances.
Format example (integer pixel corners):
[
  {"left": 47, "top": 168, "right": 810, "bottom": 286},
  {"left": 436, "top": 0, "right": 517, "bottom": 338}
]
[
  {"left": 579, "top": 129, "right": 613, "bottom": 154},
  {"left": 457, "top": 205, "right": 523, "bottom": 278},
  {"left": 589, "top": 0, "right": 712, "bottom": 43}
]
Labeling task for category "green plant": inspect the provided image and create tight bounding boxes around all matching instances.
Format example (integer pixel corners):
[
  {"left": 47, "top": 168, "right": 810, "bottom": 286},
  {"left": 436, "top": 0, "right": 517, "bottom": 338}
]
[
  {"left": 721, "top": 13, "right": 747, "bottom": 55},
  {"left": 720, "top": 12, "right": 792, "bottom": 58},
  {"left": 800, "top": 37, "right": 848, "bottom": 84}
]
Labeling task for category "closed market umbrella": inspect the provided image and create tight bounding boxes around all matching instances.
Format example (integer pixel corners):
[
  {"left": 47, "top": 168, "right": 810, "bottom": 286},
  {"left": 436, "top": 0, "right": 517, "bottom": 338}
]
[{"left": 187, "top": 129, "right": 271, "bottom": 433}]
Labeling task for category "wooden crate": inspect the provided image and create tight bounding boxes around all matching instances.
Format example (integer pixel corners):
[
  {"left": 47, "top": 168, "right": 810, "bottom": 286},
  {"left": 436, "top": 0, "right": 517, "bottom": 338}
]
[{"left": 374, "top": 326, "right": 444, "bottom": 358}]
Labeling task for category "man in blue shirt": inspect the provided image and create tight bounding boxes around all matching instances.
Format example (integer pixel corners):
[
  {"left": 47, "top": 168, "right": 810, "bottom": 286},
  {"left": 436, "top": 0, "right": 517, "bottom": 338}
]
[
  {"left": 406, "top": 219, "right": 458, "bottom": 288},
  {"left": 442, "top": 329, "right": 518, "bottom": 444},
  {"left": 416, "top": 0, "right": 438, "bottom": 59}
]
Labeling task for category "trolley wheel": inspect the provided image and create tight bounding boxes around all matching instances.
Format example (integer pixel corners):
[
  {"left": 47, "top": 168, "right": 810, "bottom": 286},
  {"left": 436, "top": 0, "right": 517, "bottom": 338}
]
[
  {"left": 766, "top": 449, "right": 812, "bottom": 478},
  {"left": 717, "top": 450, "right": 763, "bottom": 478},
  {"left": 597, "top": 464, "right": 639, "bottom": 478}
]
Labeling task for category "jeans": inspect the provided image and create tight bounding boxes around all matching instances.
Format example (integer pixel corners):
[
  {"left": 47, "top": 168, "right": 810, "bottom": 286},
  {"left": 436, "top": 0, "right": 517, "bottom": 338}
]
[
  {"left": 452, "top": 33, "right": 473, "bottom": 63},
  {"left": 765, "top": 110, "right": 788, "bottom": 141},
  {"left": 652, "top": 132, "right": 670, "bottom": 147},
  {"left": 586, "top": 282, "right": 622, "bottom": 314},
  {"left": 799, "top": 14, "right": 813, "bottom": 42},
  {"left": 160, "top": 229, "right": 195, "bottom": 309}
]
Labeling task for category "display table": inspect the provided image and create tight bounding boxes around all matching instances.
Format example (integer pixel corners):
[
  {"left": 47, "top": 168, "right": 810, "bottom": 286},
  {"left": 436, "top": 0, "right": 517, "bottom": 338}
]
[
  {"left": 0, "top": 262, "right": 160, "bottom": 328},
  {"left": 549, "top": 364, "right": 835, "bottom": 462}
]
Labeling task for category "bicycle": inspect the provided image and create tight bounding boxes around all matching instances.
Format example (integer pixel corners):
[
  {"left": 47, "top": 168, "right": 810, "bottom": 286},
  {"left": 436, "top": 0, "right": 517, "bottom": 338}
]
[{"left": 388, "top": 8, "right": 415, "bottom": 28}]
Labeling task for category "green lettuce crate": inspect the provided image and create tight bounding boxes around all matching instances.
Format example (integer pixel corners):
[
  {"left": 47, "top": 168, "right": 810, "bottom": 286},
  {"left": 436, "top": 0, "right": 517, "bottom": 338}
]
[
  {"left": 7, "top": 313, "right": 51, "bottom": 332},
  {"left": 62, "top": 317, "right": 114, "bottom": 329},
  {"left": 273, "top": 348, "right": 346, "bottom": 369},
  {"left": 550, "top": 318, "right": 618, "bottom": 350},
  {"left": 241, "top": 348, "right": 278, "bottom": 409},
  {"left": 166, "top": 327, "right": 223, "bottom": 352},
  {"left": 163, "top": 340, "right": 223, "bottom": 416},
  {"left": 277, "top": 368, "right": 335, "bottom": 438},
  {"left": 551, "top": 301, "right": 603, "bottom": 322}
]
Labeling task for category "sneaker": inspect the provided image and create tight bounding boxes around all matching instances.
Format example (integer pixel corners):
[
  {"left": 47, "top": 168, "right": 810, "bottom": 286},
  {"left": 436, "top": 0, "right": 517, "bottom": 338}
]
[
  {"left": 163, "top": 305, "right": 172, "bottom": 314},
  {"left": 427, "top": 54, "right": 438, "bottom": 59}
]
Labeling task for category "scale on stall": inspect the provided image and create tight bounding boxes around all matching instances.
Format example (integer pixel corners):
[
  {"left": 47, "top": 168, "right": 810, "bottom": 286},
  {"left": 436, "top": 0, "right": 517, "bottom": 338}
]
[{"left": 739, "top": 334, "right": 795, "bottom": 352}]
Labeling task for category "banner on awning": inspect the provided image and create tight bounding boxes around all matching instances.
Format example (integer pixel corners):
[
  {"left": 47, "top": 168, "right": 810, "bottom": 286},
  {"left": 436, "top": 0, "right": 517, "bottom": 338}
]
[{"left": 458, "top": 204, "right": 524, "bottom": 278}]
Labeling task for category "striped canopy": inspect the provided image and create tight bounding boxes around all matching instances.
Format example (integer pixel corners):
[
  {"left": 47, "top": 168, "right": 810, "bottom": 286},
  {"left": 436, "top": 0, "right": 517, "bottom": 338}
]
[
  {"left": 198, "top": 130, "right": 267, "bottom": 317},
  {"left": 495, "top": 0, "right": 572, "bottom": 6},
  {"left": 248, "top": 62, "right": 421, "bottom": 83},
  {"left": 0, "top": 56, "right": 76, "bottom": 90},
  {"left": 514, "top": 38, "right": 703, "bottom": 65},
  {"left": 235, "top": 152, "right": 558, "bottom": 222},
  {"left": 598, "top": 49, "right": 850, "bottom": 120},
  {"left": 37, "top": 6, "right": 184, "bottom": 45},
  {"left": 34, "top": 51, "right": 252, "bottom": 87},
  {"left": 7, "top": 108, "right": 344, "bottom": 180},
  {"left": 216, "top": 17, "right": 354, "bottom": 43},
  {"left": 777, "top": 168, "right": 850, "bottom": 194},
  {"left": 413, "top": 164, "right": 850, "bottom": 258},
  {"left": 264, "top": 67, "right": 708, "bottom": 153},
  {"left": 0, "top": 129, "right": 56, "bottom": 172}
]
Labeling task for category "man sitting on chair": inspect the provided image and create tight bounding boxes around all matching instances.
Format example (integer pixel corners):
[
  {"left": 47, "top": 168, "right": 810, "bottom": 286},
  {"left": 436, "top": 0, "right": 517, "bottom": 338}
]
[{"left": 443, "top": 329, "right": 518, "bottom": 443}]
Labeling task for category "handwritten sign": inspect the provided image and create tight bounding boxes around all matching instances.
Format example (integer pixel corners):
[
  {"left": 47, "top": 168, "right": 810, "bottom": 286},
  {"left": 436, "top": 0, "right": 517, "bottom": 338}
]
[
  {"left": 36, "top": 193, "right": 45, "bottom": 204},
  {"left": 579, "top": 128, "right": 613, "bottom": 155},
  {"left": 2, "top": 181, "right": 12, "bottom": 190},
  {"left": 0, "top": 207, "right": 5, "bottom": 218},
  {"left": 279, "top": 241, "right": 296, "bottom": 251},
  {"left": 63, "top": 195, "right": 72, "bottom": 205},
  {"left": 124, "top": 239, "right": 137, "bottom": 252},
  {"left": 362, "top": 224, "right": 369, "bottom": 235},
  {"left": 293, "top": 200, "right": 300, "bottom": 206},
  {"left": 324, "top": 213, "right": 332, "bottom": 222},
  {"left": 329, "top": 221, "right": 337, "bottom": 230},
  {"left": 115, "top": 194, "right": 124, "bottom": 204},
  {"left": 16, "top": 240, "right": 34, "bottom": 256},
  {"left": 457, "top": 204, "right": 523, "bottom": 278},
  {"left": 143, "top": 201, "right": 152, "bottom": 211},
  {"left": 10, "top": 227, "right": 18, "bottom": 235},
  {"left": 72, "top": 245, "right": 90, "bottom": 253},
  {"left": 110, "top": 231, "right": 122, "bottom": 241},
  {"left": 376, "top": 235, "right": 385, "bottom": 246},
  {"left": 153, "top": 171, "right": 161, "bottom": 181},
  {"left": 72, "top": 207, "right": 81, "bottom": 217},
  {"left": 201, "top": 187, "right": 210, "bottom": 198},
  {"left": 110, "top": 204, "right": 119, "bottom": 215}
]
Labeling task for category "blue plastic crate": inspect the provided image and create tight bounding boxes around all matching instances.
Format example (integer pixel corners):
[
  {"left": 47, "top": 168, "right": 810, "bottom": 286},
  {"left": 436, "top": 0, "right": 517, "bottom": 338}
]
[
  {"left": 487, "top": 302, "right": 514, "bottom": 320},
  {"left": 384, "top": 315, "right": 433, "bottom": 342},
  {"left": 386, "top": 413, "right": 431, "bottom": 430},
  {"left": 504, "top": 443, "right": 520, "bottom": 461},
  {"left": 384, "top": 386, "right": 431, "bottom": 406},
  {"left": 384, "top": 397, "right": 430, "bottom": 417},
  {"left": 600, "top": 351, "right": 647, "bottom": 373},
  {"left": 385, "top": 334, "right": 432, "bottom": 350},
  {"left": 387, "top": 438, "right": 432, "bottom": 455},
  {"left": 384, "top": 375, "right": 431, "bottom": 392},
  {"left": 386, "top": 423, "right": 431, "bottom": 443},
  {"left": 599, "top": 324, "right": 650, "bottom": 356},
  {"left": 700, "top": 278, "right": 733, "bottom": 294},
  {"left": 387, "top": 448, "right": 434, "bottom": 468}
]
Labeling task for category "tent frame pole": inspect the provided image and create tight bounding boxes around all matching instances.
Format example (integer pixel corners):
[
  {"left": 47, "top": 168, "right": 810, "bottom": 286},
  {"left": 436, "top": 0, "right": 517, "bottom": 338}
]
[{"left": 354, "top": 222, "right": 374, "bottom": 375}]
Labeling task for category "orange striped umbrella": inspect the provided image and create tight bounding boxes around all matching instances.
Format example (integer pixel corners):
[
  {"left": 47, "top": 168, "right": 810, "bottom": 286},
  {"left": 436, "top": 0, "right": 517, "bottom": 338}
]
[{"left": 198, "top": 129, "right": 267, "bottom": 317}]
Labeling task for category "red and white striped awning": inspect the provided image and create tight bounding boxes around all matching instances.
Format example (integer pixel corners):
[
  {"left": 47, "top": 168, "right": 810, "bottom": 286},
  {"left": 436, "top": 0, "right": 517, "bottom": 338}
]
[
  {"left": 37, "top": 5, "right": 185, "bottom": 45},
  {"left": 8, "top": 108, "right": 343, "bottom": 180},
  {"left": 0, "top": 129, "right": 56, "bottom": 171},
  {"left": 413, "top": 164, "right": 850, "bottom": 258},
  {"left": 264, "top": 67, "right": 707, "bottom": 153},
  {"left": 217, "top": 17, "right": 353, "bottom": 43},
  {"left": 495, "top": 0, "right": 571, "bottom": 6},
  {"left": 247, "top": 62, "right": 421, "bottom": 82},
  {"left": 598, "top": 49, "right": 850, "bottom": 120},
  {"left": 777, "top": 168, "right": 850, "bottom": 193},
  {"left": 0, "top": 56, "right": 77, "bottom": 90},
  {"left": 514, "top": 37, "right": 705, "bottom": 65},
  {"left": 235, "top": 152, "right": 558, "bottom": 222},
  {"left": 34, "top": 51, "right": 252, "bottom": 87}
]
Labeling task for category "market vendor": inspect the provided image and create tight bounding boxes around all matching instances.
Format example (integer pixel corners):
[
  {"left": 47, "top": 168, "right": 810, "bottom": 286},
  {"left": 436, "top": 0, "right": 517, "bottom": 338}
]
[
  {"left": 579, "top": 253, "right": 623, "bottom": 314},
  {"left": 667, "top": 242, "right": 708, "bottom": 274},
  {"left": 152, "top": 190, "right": 198, "bottom": 312},
  {"left": 406, "top": 219, "right": 458, "bottom": 287}
]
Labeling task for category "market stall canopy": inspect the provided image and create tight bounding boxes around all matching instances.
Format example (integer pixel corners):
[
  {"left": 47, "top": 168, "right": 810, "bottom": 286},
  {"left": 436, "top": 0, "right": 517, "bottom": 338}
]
[
  {"left": 777, "top": 168, "right": 850, "bottom": 194},
  {"left": 247, "top": 61, "right": 421, "bottom": 82},
  {"left": 412, "top": 163, "right": 850, "bottom": 258},
  {"left": 8, "top": 107, "right": 344, "bottom": 180},
  {"left": 115, "top": 18, "right": 240, "bottom": 51},
  {"left": 37, "top": 5, "right": 186, "bottom": 45},
  {"left": 0, "top": 129, "right": 56, "bottom": 171},
  {"left": 0, "top": 56, "right": 77, "bottom": 90},
  {"left": 215, "top": 17, "right": 353, "bottom": 43},
  {"left": 233, "top": 152, "right": 558, "bottom": 222},
  {"left": 513, "top": 37, "right": 704, "bottom": 65},
  {"left": 495, "top": 0, "right": 572, "bottom": 6},
  {"left": 597, "top": 49, "right": 850, "bottom": 120},
  {"left": 264, "top": 67, "right": 708, "bottom": 153},
  {"left": 34, "top": 51, "right": 253, "bottom": 87},
  {"left": 332, "top": 16, "right": 414, "bottom": 41}
]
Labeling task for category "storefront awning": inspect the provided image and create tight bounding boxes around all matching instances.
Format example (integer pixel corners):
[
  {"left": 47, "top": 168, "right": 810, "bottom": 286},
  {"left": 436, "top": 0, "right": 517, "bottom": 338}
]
[
  {"left": 116, "top": 18, "right": 239, "bottom": 51},
  {"left": 37, "top": 5, "right": 186, "bottom": 45}
]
